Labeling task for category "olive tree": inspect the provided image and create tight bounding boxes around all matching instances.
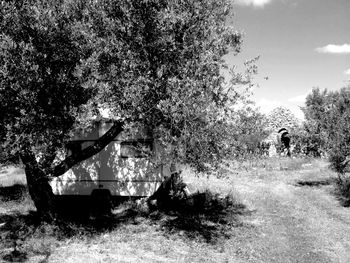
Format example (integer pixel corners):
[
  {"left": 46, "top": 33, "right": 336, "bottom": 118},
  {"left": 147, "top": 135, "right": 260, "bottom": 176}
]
[
  {"left": 303, "top": 87, "right": 350, "bottom": 171},
  {"left": 0, "top": 0, "right": 253, "bottom": 220}
]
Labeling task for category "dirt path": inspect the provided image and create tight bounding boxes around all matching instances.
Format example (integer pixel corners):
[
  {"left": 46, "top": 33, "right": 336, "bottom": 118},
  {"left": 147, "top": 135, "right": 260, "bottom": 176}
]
[{"left": 228, "top": 163, "right": 350, "bottom": 263}]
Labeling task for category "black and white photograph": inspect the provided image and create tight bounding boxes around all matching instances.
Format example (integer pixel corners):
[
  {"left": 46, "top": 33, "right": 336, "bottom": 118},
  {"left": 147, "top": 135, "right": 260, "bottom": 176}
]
[{"left": 0, "top": 0, "right": 350, "bottom": 262}]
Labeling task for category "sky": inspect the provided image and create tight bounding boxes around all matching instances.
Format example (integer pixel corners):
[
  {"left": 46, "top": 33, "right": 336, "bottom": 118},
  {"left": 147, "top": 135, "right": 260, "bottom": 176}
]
[{"left": 226, "top": 0, "right": 350, "bottom": 119}]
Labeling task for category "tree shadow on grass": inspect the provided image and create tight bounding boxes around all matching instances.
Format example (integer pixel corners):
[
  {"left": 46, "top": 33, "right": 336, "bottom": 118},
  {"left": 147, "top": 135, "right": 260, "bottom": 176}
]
[
  {"left": 0, "top": 205, "right": 142, "bottom": 262},
  {"left": 294, "top": 177, "right": 350, "bottom": 207},
  {"left": 0, "top": 184, "right": 49, "bottom": 262},
  {"left": 0, "top": 185, "right": 252, "bottom": 262},
  {"left": 0, "top": 211, "right": 47, "bottom": 262},
  {"left": 332, "top": 193, "right": 350, "bottom": 208},
  {"left": 0, "top": 184, "right": 28, "bottom": 202},
  {"left": 330, "top": 178, "right": 350, "bottom": 208},
  {"left": 294, "top": 178, "right": 335, "bottom": 187},
  {"left": 148, "top": 191, "right": 253, "bottom": 244},
  {"left": 0, "top": 186, "right": 143, "bottom": 254}
]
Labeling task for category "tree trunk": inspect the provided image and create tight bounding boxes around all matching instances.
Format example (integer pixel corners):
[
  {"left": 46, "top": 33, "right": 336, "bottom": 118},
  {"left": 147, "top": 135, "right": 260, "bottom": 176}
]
[
  {"left": 25, "top": 166, "right": 56, "bottom": 221},
  {"left": 20, "top": 149, "right": 56, "bottom": 222}
]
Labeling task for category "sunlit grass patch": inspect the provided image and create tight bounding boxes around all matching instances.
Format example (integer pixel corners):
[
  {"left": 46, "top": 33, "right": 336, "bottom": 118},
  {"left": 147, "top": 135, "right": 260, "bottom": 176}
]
[
  {"left": 229, "top": 156, "right": 317, "bottom": 172},
  {"left": 0, "top": 166, "right": 26, "bottom": 187}
]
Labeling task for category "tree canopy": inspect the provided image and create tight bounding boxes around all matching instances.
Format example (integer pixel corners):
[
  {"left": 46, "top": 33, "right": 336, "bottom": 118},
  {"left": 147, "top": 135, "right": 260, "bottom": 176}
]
[
  {"left": 231, "top": 106, "right": 269, "bottom": 157},
  {"left": 303, "top": 86, "right": 350, "bottom": 171},
  {"left": 0, "top": 0, "right": 253, "bottom": 219},
  {"left": 267, "top": 106, "right": 300, "bottom": 132}
]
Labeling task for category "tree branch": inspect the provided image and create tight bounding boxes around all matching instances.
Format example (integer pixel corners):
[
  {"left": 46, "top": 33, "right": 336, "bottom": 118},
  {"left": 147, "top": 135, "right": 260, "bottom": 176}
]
[{"left": 49, "top": 120, "right": 124, "bottom": 177}]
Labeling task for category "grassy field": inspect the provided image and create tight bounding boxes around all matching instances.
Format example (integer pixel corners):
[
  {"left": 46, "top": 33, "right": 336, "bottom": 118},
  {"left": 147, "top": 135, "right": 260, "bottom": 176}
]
[
  {"left": 0, "top": 166, "right": 26, "bottom": 187},
  {"left": 1, "top": 157, "right": 350, "bottom": 262}
]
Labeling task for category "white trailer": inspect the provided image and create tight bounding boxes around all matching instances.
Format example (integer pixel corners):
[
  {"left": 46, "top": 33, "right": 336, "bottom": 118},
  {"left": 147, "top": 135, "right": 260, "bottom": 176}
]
[{"left": 50, "top": 122, "right": 172, "bottom": 199}]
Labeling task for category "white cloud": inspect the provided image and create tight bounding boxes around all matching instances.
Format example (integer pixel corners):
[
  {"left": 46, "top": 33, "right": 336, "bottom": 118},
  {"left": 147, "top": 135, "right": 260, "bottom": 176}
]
[
  {"left": 345, "top": 68, "right": 350, "bottom": 75},
  {"left": 315, "top": 44, "right": 350, "bottom": 54},
  {"left": 235, "top": 0, "right": 274, "bottom": 7},
  {"left": 288, "top": 94, "right": 307, "bottom": 103}
]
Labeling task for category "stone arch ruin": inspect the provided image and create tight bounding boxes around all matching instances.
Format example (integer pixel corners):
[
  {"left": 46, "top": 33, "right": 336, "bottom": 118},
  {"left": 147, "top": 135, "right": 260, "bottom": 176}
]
[{"left": 278, "top": 128, "right": 291, "bottom": 157}]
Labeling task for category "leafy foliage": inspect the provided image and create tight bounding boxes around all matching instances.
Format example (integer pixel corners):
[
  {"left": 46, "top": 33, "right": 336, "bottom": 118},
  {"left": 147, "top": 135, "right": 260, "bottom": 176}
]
[
  {"left": 267, "top": 106, "right": 300, "bottom": 132},
  {"left": 0, "top": 0, "right": 96, "bottom": 160},
  {"left": 0, "top": 0, "right": 252, "bottom": 168},
  {"left": 0, "top": 0, "right": 255, "bottom": 217},
  {"left": 303, "top": 86, "right": 350, "bottom": 172},
  {"left": 231, "top": 106, "right": 270, "bottom": 157},
  {"left": 290, "top": 129, "right": 324, "bottom": 157}
]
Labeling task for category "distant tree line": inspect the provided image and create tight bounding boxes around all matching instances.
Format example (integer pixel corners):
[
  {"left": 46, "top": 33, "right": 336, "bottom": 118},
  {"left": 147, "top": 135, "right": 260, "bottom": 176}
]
[{"left": 229, "top": 87, "right": 350, "bottom": 164}]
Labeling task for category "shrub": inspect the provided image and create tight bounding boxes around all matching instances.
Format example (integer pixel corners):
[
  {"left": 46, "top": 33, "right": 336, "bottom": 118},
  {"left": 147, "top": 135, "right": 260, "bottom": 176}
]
[
  {"left": 303, "top": 86, "right": 350, "bottom": 170},
  {"left": 335, "top": 174, "right": 350, "bottom": 207}
]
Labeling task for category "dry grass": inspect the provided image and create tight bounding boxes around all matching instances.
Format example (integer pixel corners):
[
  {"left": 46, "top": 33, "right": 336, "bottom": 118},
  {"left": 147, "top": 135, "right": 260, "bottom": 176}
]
[
  {"left": 0, "top": 165, "right": 32, "bottom": 218},
  {"left": 228, "top": 156, "right": 316, "bottom": 171},
  {"left": 0, "top": 163, "right": 250, "bottom": 262},
  {"left": 1, "top": 157, "right": 349, "bottom": 262},
  {"left": 0, "top": 165, "right": 26, "bottom": 187}
]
